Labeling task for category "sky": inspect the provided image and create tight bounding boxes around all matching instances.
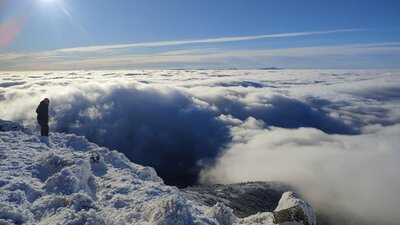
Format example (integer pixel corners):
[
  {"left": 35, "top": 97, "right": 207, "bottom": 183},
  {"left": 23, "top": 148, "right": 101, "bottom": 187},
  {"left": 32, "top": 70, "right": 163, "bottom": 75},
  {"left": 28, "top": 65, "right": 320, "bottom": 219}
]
[{"left": 0, "top": 0, "right": 400, "bottom": 70}]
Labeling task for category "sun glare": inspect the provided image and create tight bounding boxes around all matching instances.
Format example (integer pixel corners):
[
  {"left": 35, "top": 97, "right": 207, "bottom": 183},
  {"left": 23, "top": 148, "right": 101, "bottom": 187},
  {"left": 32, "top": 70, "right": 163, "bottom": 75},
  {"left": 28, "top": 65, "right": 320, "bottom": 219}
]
[{"left": 40, "top": 0, "right": 59, "bottom": 4}]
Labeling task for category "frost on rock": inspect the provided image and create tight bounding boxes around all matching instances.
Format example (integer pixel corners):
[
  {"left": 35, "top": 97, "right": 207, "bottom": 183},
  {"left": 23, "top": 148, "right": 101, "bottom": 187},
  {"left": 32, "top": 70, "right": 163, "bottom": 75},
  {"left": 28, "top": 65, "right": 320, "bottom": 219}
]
[
  {"left": 0, "top": 119, "right": 315, "bottom": 225},
  {"left": 183, "top": 182, "right": 291, "bottom": 218},
  {"left": 272, "top": 192, "right": 316, "bottom": 225},
  {"left": 237, "top": 192, "right": 315, "bottom": 225}
]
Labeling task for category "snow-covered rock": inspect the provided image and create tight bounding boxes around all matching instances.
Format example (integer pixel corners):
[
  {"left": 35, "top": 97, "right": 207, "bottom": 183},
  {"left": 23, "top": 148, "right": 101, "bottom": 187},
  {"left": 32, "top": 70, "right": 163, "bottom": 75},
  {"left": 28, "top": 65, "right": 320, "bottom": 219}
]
[
  {"left": 272, "top": 192, "right": 316, "bottom": 225},
  {"left": 183, "top": 182, "right": 292, "bottom": 218},
  {"left": 0, "top": 119, "right": 315, "bottom": 225}
]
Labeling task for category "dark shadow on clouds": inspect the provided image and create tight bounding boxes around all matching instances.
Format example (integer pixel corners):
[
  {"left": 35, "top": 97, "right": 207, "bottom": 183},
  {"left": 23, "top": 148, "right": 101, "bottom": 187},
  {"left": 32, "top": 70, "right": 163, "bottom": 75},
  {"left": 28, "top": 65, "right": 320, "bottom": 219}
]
[
  {"left": 202, "top": 94, "right": 357, "bottom": 135},
  {"left": 49, "top": 85, "right": 359, "bottom": 187},
  {"left": 51, "top": 87, "right": 230, "bottom": 187}
]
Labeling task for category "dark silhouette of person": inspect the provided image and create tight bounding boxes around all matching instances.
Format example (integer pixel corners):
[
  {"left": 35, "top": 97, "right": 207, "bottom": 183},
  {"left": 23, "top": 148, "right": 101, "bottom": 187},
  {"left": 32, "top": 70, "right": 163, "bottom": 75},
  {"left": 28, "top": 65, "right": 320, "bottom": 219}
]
[{"left": 36, "top": 98, "right": 50, "bottom": 136}]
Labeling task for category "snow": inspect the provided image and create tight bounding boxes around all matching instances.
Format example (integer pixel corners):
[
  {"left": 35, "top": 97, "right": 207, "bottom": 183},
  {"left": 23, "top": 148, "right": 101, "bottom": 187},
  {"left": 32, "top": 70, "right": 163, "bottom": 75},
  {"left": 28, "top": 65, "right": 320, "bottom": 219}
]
[
  {"left": 0, "top": 120, "right": 315, "bottom": 225},
  {"left": 274, "top": 192, "right": 316, "bottom": 225}
]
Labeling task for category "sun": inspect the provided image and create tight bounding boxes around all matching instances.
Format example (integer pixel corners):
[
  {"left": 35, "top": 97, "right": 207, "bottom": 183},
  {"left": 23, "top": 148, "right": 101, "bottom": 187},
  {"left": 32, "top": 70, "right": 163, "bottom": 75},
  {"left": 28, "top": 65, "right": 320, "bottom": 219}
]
[
  {"left": 38, "top": 0, "right": 64, "bottom": 8},
  {"left": 40, "top": 0, "right": 60, "bottom": 4}
]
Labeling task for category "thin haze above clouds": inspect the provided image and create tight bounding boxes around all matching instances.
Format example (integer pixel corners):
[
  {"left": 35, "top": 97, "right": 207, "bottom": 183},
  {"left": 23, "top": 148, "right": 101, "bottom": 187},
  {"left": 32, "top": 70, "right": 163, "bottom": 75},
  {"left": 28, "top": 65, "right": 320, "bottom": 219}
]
[
  {"left": 0, "top": 69, "right": 400, "bottom": 224},
  {"left": 2, "top": 28, "right": 400, "bottom": 70},
  {"left": 42, "top": 28, "right": 365, "bottom": 53}
]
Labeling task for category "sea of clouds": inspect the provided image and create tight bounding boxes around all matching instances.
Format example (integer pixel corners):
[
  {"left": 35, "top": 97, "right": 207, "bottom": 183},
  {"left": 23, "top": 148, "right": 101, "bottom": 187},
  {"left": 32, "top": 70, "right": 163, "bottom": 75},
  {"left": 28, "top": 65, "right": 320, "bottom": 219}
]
[{"left": 0, "top": 69, "right": 399, "bottom": 224}]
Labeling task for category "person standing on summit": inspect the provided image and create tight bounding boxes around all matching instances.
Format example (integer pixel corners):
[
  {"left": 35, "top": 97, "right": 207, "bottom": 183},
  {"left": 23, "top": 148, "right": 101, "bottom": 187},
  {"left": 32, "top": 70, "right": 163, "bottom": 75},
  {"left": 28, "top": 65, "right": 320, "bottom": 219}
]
[{"left": 36, "top": 98, "right": 50, "bottom": 136}]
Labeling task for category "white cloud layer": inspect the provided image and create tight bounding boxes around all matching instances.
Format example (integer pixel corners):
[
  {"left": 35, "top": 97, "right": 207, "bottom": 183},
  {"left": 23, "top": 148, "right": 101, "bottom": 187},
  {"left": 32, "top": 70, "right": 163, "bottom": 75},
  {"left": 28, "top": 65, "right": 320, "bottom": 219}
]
[{"left": 0, "top": 69, "right": 399, "bottom": 224}]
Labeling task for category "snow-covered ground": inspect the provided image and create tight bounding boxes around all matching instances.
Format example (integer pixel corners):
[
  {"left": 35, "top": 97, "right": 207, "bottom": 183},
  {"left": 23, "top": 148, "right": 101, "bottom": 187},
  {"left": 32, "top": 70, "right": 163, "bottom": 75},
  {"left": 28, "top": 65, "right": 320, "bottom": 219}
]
[{"left": 0, "top": 119, "right": 315, "bottom": 225}]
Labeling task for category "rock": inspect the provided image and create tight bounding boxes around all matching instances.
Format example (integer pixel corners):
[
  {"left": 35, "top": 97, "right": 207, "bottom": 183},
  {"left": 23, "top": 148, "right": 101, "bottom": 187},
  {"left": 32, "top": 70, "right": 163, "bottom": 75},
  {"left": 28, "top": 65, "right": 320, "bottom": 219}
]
[
  {"left": 273, "top": 192, "right": 316, "bottom": 225},
  {"left": 183, "top": 182, "right": 292, "bottom": 218},
  {"left": 183, "top": 183, "right": 315, "bottom": 225}
]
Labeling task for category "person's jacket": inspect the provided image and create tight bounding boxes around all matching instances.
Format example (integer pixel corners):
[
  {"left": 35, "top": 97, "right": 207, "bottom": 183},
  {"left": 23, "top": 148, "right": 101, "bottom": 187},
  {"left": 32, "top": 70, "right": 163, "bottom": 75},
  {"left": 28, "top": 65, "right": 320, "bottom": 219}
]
[{"left": 36, "top": 101, "right": 49, "bottom": 121}]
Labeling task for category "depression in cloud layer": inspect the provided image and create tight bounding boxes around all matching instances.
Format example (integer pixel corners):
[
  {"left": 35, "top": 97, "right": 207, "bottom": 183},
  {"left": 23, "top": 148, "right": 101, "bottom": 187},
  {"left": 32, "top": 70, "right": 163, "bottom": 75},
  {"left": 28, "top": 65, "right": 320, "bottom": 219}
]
[{"left": 0, "top": 69, "right": 400, "bottom": 224}]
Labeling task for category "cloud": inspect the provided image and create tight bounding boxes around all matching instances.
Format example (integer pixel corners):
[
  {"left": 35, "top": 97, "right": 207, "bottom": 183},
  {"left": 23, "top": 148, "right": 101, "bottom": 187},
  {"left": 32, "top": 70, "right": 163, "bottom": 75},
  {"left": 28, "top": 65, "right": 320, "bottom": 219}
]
[
  {"left": 51, "top": 85, "right": 231, "bottom": 187},
  {"left": 194, "top": 93, "right": 357, "bottom": 134},
  {"left": 44, "top": 28, "right": 366, "bottom": 54},
  {"left": 0, "top": 78, "right": 230, "bottom": 187},
  {"left": 0, "top": 74, "right": 237, "bottom": 187}
]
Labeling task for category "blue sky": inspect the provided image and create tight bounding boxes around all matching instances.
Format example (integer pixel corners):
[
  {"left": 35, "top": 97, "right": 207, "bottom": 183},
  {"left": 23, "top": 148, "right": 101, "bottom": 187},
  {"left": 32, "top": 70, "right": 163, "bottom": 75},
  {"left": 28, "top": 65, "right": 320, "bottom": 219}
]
[{"left": 1, "top": 0, "right": 400, "bottom": 70}]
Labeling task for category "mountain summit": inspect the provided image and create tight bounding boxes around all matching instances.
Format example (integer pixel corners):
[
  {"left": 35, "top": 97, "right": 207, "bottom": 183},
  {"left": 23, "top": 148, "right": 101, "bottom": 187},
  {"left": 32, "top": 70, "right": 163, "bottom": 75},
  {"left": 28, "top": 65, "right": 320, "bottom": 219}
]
[{"left": 0, "top": 119, "right": 315, "bottom": 225}]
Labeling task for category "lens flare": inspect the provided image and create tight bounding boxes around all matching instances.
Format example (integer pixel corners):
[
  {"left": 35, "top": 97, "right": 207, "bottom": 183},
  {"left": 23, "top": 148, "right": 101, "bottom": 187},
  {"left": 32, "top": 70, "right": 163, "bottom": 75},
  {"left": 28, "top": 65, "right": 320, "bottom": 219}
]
[
  {"left": 0, "top": 15, "right": 25, "bottom": 49},
  {"left": 0, "top": 1, "right": 28, "bottom": 49}
]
